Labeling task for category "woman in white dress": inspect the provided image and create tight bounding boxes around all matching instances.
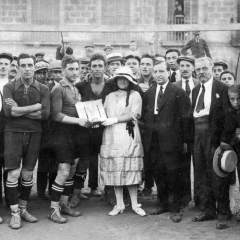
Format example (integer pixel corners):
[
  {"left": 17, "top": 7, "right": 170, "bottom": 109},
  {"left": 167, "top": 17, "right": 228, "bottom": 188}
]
[{"left": 100, "top": 66, "right": 146, "bottom": 216}]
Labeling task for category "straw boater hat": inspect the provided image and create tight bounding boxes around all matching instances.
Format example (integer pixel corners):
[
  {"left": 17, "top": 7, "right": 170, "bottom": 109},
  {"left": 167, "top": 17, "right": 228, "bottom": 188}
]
[
  {"left": 106, "top": 53, "right": 125, "bottom": 64},
  {"left": 213, "top": 146, "right": 238, "bottom": 177},
  {"left": 111, "top": 66, "right": 137, "bottom": 85}
]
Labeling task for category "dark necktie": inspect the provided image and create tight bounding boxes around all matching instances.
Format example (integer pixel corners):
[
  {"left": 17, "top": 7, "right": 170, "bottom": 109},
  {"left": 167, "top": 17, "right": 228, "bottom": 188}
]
[
  {"left": 196, "top": 84, "right": 205, "bottom": 113},
  {"left": 185, "top": 80, "right": 191, "bottom": 96},
  {"left": 157, "top": 86, "right": 164, "bottom": 110},
  {"left": 171, "top": 71, "right": 176, "bottom": 83}
]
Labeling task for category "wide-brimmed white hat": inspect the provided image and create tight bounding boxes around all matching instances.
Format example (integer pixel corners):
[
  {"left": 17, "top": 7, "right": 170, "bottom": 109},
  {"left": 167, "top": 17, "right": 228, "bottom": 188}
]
[
  {"left": 213, "top": 146, "right": 238, "bottom": 177},
  {"left": 111, "top": 66, "right": 137, "bottom": 85}
]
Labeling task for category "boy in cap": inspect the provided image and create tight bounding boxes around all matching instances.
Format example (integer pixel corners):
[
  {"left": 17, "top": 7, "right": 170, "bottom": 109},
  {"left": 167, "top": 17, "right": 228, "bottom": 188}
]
[
  {"left": 106, "top": 53, "right": 124, "bottom": 78},
  {"left": 35, "top": 52, "right": 45, "bottom": 62},
  {"left": 104, "top": 44, "right": 113, "bottom": 56},
  {"left": 79, "top": 57, "right": 90, "bottom": 81},
  {"left": 213, "top": 61, "right": 228, "bottom": 81},
  {"left": 181, "top": 31, "right": 212, "bottom": 59},
  {"left": 34, "top": 61, "right": 49, "bottom": 85}
]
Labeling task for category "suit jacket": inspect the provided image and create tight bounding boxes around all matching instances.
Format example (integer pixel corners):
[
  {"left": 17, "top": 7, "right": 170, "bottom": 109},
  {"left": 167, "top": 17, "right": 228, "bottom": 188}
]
[
  {"left": 142, "top": 82, "right": 191, "bottom": 152},
  {"left": 181, "top": 39, "right": 211, "bottom": 59},
  {"left": 189, "top": 79, "right": 229, "bottom": 146}
]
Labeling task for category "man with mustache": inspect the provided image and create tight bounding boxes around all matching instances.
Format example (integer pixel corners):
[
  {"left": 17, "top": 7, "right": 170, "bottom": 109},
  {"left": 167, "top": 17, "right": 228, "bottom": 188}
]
[
  {"left": 0, "top": 53, "right": 13, "bottom": 223},
  {"left": 8, "top": 56, "right": 19, "bottom": 81},
  {"left": 190, "top": 57, "right": 231, "bottom": 229},
  {"left": 174, "top": 55, "right": 199, "bottom": 209},
  {"left": 165, "top": 49, "right": 181, "bottom": 83}
]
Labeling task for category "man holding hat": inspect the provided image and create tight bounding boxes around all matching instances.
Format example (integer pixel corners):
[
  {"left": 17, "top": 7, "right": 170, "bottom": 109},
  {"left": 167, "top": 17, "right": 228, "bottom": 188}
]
[
  {"left": 106, "top": 53, "right": 124, "bottom": 78},
  {"left": 104, "top": 44, "right": 113, "bottom": 56},
  {"left": 35, "top": 52, "right": 45, "bottom": 63},
  {"left": 213, "top": 61, "right": 228, "bottom": 81},
  {"left": 181, "top": 31, "right": 212, "bottom": 59},
  {"left": 56, "top": 37, "right": 73, "bottom": 60},
  {"left": 34, "top": 61, "right": 49, "bottom": 85},
  {"left": 190, "top": 57, "right": 231, "bottom": 229},
  {"left": 0, "top": 52, "right": 13, "bottom": 219}
]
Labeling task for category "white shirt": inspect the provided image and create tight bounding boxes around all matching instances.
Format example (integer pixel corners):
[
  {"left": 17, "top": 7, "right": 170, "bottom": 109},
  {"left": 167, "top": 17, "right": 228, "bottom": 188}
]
[
  {"left": 154, "top": 81, "right": 169, "bottom": 114},
  {"left": 0, "top": 77, "right": 9, "bottom": 112},
  {"left": 181, "top": 77, "right": 195, "bottom": 101},
  {"left": 193, "top": 77, "right": 213, "bottom": 118}
]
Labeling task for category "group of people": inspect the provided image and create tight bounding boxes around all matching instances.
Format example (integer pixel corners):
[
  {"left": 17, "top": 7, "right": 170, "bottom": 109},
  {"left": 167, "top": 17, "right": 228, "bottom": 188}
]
[{"left": 0, "top": 36, "right": 239, "bottom": 232}]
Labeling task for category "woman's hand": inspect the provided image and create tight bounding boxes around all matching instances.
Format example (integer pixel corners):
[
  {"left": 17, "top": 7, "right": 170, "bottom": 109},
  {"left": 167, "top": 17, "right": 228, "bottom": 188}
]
[{"left": 102, "top": 118, "right": 118, "bottom": 126}]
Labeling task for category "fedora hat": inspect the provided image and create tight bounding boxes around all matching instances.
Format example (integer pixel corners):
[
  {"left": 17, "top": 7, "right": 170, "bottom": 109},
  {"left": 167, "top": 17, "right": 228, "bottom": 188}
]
[
  {"left": 111, "top": 66, "right": 137, "bottom": 85},
  {"left": 213, "top": 146, "right": 238, "bottom": 177}
]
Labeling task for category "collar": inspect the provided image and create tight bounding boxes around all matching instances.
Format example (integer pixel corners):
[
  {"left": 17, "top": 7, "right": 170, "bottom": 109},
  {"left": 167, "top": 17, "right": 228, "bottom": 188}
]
[
  {"left": 157, "top": 80, "right": 169, "bottom": 89},
  {"left": 14, "top": 77, "right": 40, "bottom": 91},
  {"left": 170, "top": 69, "right": 179, "bottom": 74},
  {"left": 138, "top": 74, "right": 154, "bottom": 84},
  {"left": 181, "top": 76, "right": 193, "bottom": 82},
  {"left": 59, "top": 79, "right": 76, "bottom": 89},
  {"left": 202, "top": 76, "right": 213, "bottom": 88}
]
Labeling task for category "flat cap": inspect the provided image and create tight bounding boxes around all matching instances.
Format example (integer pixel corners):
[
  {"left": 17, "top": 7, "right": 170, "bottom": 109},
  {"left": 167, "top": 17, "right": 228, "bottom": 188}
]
[
  {"left": 193, "top": 31, "right": 200, "bottom": 35},
  {"left": 35, "top": 61, "right": 49, "bottom": 72},
  {"left": 0, "top": 52, "right": 13, "bottom": 62},
  {"left": 177, "top": 55, "right": 195, "bottom": 65},
  {"left": 35, "top": 52, "right": 45, "bottom": 57},
  {"left": 79, "top": 57, "right": 90, "bottom": 64},
  {"left": 85, "top": 44, "right": 94, "bottom": 49},
  {"left": 104, "top": 44, "right": 113, "bottom": 51},
  {"left": 49, "top": 60, "right": 62, "bottom": 70},
  {"left": 214, "top": 61, "right": 228, "bottom": 70}
]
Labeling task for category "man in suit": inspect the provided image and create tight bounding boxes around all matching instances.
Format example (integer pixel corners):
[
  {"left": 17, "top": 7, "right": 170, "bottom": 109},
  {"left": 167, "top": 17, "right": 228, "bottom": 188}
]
[
  {"left": 174, "top": 55, "right": 199, "bottom": 208},
  {"left": 142, "top": 61, "right": 191, "bottom": 223},
  {"left": 181, "top": 31, "right": 212, "bottom": 59},
  {"left": 165, "top": 49, "right": 181, "bottom": 83},
  {"left": 190, "top": 57, "right": 231, "bottom": 229}
]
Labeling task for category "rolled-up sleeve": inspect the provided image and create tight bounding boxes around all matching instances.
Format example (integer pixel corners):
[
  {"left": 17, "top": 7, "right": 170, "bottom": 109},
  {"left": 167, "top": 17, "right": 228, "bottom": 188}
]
[
  {"left": 50, "top": 86, "right": 66, "bottom": 122},
  {"left": 41, "top": 87, "right": 50, "bottom": 120},
  {"left": 3, "top": 84, "right": 13, "bottom": 117}
]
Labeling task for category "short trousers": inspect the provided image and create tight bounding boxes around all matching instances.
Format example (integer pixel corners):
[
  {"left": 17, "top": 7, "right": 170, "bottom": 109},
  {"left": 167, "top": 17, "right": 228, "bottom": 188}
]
[{"left": 4, "top": 131, "right": 41, "bottom": 171}]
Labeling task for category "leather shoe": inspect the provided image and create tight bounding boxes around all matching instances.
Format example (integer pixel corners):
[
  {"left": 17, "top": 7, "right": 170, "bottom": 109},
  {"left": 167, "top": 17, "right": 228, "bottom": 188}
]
[
  {"left": 80, "top": 193, "right": 89, "bottom": 200},
  {"left": 150, "top": 207, "right": 168, "bottom": 215},
  {"left": 216, "top": 219, "right": 231, "bottom": 229},
  {"left": 10, "top": 210, "right": 21, "bottom": 229},
  {"left": 192, "top": 212, "right": 216, "bottom": 222},
  {"left": 48, "top": 208, "right": 67, "bottom": 224},
  {"left": 20, "top": 209, "right": 37, "bottom": 223},
  {"left": 170, "top": 212, "right": 182, "bottom": 223},
  {"left": 60, "top": 203, "right": 81, "bottom": 217}
]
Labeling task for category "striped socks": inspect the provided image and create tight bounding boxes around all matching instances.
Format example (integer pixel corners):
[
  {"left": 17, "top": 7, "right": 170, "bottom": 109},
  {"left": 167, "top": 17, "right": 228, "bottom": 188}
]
[{"left": 51, "top": 181, "right": 64, "bottom": 202}]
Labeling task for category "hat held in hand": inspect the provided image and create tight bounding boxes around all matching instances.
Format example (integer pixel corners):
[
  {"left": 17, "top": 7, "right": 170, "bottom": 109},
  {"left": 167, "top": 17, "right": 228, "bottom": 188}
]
[{"left": 213, "top": 146, "right": 238, "bottom": 177}]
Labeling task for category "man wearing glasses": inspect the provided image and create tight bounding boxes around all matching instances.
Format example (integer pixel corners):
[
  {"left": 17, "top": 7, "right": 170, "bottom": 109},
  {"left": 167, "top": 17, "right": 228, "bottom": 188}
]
[{"left": 3, "top": 53, "right": 50, "bottom": 229}]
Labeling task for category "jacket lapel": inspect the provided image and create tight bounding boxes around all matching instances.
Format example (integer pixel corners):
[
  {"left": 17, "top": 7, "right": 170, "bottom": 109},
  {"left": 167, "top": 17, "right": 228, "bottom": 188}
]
[
  {"left": 192, "top": 84, "right": 201, "bottom": 110},
  {"left": 210, "top": 79, "right": 217, "bottom": 114},
  {"left": 158, "top": 83, "right": 171, "bottom": 112}
]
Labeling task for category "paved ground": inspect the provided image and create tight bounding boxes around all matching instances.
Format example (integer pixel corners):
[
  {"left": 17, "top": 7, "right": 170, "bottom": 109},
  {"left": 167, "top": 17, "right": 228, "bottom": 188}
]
[
  {"left": 1, "top": 164, "right": 240, "bottom": 240},
  {"left": 1, "top": 189, "right": 240, "bottom": 240}
]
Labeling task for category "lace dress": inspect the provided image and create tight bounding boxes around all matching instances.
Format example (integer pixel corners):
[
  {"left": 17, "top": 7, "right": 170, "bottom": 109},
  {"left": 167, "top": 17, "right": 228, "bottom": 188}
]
[{"left": 100, "top": 90, "right": 144, "bottom": 186}]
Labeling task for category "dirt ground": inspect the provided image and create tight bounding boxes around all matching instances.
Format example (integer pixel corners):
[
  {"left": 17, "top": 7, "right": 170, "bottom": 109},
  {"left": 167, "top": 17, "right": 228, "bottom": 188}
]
[{"left": 1, "top": 188, "right": 240, "bottom": 240}]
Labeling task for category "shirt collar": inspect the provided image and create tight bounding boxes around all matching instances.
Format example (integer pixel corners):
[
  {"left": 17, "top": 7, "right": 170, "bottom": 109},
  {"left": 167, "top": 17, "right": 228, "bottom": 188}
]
[
  {"left": 182, "top": 76, "right": 193, "bottom": 82},
  {"left": 59, "top": 79, "right": 75, "bottom": 88},
  {"left": 158, "top": 80, "right": 169, "bottom": 89},
  {"left": 202, "top": 76, "right": 213, "bottom": 88},
  {"left": 170, "top": 69, "right": 179, "bottom": 74},
  {"left": 14, "top": 77, "right": 40, "bottom": 91}
]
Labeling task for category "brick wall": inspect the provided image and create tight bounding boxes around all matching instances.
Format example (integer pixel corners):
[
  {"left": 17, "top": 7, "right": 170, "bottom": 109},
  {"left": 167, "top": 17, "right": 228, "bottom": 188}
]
[{"left": 0, "top": 0, "right": 29, "bottom": 24}]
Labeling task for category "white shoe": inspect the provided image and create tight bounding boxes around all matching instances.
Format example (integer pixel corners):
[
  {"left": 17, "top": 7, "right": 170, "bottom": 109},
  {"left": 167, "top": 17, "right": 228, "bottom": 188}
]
[
  {"left": 132, "top": 204, "right": 146, "bottom": 217},
  {"left": 108, "top": 205, "right": 125, "bottom": 216}
]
